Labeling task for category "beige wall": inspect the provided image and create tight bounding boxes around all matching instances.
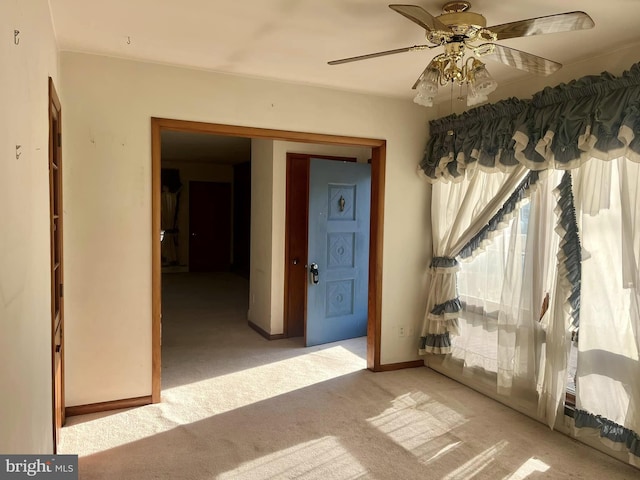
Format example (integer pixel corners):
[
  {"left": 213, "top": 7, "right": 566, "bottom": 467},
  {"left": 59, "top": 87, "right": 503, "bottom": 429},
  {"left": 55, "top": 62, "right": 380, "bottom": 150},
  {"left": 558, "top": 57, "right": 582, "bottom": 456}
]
[
  {"left": 61, "top": 51, "right": 432, "bottom": 405},
  {"left": 248, "top": 139, "right": 275, "bottom": 333},
  {"left": 161, "top": 160, "right": 234, "bottom": 267},
  {"left": 0, "top": 0, "right": 59, "bottom": 453}
]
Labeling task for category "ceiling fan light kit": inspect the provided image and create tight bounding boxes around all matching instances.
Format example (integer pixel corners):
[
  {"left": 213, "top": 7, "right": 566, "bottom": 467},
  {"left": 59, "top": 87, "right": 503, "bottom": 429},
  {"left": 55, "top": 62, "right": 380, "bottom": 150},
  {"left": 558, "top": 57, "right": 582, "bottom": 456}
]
[{"left": 329, "top": 2, "right": 594, "bottom": 108}]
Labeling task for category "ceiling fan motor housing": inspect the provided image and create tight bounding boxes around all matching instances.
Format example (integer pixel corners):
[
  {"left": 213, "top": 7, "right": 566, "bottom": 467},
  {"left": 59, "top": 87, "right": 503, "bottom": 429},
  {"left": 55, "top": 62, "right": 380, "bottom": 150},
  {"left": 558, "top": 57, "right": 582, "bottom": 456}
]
[
  {"left": 430, "top": 1, "right": 486, "bottom": 42},
  {"left": 437, "top": 11, "right": 486, "bottom": 37}
]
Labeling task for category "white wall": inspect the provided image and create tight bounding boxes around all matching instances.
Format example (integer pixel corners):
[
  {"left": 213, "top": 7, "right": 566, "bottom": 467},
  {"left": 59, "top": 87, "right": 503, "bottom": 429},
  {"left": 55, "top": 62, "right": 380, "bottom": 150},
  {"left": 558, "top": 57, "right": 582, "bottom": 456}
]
[
  {"left": 0, "top": 0, "right": 59, "bottom": 453},
  {"left": 61, "top": 51, "right": 432, "bottom": 405}
]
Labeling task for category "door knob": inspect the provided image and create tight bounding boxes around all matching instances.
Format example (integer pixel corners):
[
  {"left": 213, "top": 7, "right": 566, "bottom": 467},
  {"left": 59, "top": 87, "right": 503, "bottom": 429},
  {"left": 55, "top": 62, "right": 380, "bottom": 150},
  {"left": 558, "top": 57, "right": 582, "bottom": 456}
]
[{"left": 309, "top": 263, "right": 319, "bottom": 285}]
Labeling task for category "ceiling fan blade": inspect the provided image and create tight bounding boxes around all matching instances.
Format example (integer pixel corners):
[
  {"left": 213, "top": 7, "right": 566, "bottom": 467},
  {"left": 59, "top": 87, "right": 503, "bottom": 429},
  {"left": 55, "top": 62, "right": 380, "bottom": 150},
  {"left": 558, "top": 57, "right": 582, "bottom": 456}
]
[
  {"left": 328, "top": 45, "right": 433, "bottom": 65},
  {"left": 487, "top": 11, "right": 594, "bottom": 40},
  {"left": 389, "top": 4, "right": 449, "bottom": 33},
  {"left": 481, "top": 43, "right": 561, "bottom": 76}
]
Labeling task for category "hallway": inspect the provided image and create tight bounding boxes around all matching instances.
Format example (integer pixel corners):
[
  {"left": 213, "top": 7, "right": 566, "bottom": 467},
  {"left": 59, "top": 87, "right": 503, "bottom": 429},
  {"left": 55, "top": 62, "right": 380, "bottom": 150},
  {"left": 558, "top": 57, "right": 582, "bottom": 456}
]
[{"left": 160, "top": 271, "right": 367, "bottom": 390}]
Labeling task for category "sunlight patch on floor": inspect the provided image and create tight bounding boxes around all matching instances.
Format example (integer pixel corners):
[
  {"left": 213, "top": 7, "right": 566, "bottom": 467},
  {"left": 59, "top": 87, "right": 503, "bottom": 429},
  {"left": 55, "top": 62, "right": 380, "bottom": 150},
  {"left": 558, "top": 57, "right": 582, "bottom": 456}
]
[
  {"left": 503, "top": 457, "right": 550, "bottom": 479},
  {"left": 442, "top": 440, "right": 509, "bottom": 480},
  {"left": 161, "top": 344, "right": 366, "bottom": 416},
  {"left": 367, "top": 391, "right": 468, "bottom": 463},
  {"left": 60, "top": 345, "right": 365, "bottom": 457},
  {"left": 217, "top": 436, "right": 368, "bottom": 480}
]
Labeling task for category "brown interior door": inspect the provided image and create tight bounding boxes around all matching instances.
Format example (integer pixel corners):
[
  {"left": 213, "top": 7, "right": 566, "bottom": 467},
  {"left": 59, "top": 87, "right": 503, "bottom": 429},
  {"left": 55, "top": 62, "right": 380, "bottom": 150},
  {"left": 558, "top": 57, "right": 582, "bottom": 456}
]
[
  {"left": 232, "top": 162, "right": 251, "bottom": 276},
  {"left": 189, "top": 181, "right": 232, "bottom": 271},
  {"left": 49, "top": 78, "right": 64, "bottom": 451},
  {"left": 284, "top": 155, "right": 310, "bottom": 338}
]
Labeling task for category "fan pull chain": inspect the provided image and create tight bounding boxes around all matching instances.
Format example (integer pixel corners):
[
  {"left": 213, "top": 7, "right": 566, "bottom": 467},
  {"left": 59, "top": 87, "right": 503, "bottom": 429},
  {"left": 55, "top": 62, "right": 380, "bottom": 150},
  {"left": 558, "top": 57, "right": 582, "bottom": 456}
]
[{"left": 450, "top": 80, "right": 454, "bottom": 115}]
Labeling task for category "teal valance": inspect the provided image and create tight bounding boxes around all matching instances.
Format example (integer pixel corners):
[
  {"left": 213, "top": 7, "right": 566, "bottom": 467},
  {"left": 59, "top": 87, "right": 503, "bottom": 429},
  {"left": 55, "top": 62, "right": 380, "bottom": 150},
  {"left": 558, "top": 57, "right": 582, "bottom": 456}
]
[{"left": 420, "top": 63, "right": 640, "bottom": 182}]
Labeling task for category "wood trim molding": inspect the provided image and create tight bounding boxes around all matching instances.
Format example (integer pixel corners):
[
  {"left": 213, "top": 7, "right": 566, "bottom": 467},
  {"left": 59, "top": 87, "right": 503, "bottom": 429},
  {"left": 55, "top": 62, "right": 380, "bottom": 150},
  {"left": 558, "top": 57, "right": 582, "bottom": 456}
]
[
  {"left": 151, "top": 117, "right": 387, "bottom": 400},
  {"left": 151, "top": 119, "right": 162, "bottom": 403},
  {"left": 248, "top": 321, "right": 286, "bottom": 340},
  {"left": 367, "top": 143, "right": 386, "bottom": 371},
  {"left": 151, "top": 118, "right": 385, "bottom": 148},
  {"left": 66, "top": 396, "right": 152, "bottom": 417},
  {"left": 287, "top": 152, "right": 358, "bottom": 163},
  {"left": 377, "top": 360, "right": 425, "bottom": 372},
  {"left": 48, "top": 77, "right": 64, "bottom": 453}
]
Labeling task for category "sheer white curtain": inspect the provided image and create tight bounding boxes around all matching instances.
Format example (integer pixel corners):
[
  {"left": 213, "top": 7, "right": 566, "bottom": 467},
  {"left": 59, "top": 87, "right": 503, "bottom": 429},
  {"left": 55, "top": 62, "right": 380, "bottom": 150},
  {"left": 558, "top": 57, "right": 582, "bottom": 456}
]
[
  {"left": 450, "top": 172, "right": 561, "bottom": 406},
  {"left": 421, "top": 166, "right": 529, "bottom": 353},
  {"left": 452, "top": 232, "right": 508, "bottom": 374},
  {"left": 572, "top": 158, "right": 640, "bottom": 462}
]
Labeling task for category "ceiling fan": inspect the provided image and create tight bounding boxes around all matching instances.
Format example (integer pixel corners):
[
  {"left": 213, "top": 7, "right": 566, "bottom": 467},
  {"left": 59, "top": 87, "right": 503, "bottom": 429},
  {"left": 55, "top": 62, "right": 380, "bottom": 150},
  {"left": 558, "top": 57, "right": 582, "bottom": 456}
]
[{"left": 328, "top": 2, "right": 594, "bottom": 105}]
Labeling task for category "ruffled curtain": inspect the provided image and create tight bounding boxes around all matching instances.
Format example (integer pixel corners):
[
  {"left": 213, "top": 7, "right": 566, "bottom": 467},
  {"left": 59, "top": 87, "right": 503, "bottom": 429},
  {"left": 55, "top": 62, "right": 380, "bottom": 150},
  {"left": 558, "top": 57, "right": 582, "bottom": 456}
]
[
  {"left": 420, "top": 98, "right": 527, "bottom": 182},
  {"left": 571, "top": 158, "right": 640, "bottom": 465},
  {"left": 537, "top": 172, "right": 581, "bottom": 430},
  {"left": 420, "top": 62, "right": 640, "bottom": 461},
  {"left": 419, "top": 167, "right": 529, "bottom": 354},
  {"left": 421, "top": 63, "right": 640, "bottom": 353},
  {"left": 420, "top": 62, "right": 640, "bottom": 182}
]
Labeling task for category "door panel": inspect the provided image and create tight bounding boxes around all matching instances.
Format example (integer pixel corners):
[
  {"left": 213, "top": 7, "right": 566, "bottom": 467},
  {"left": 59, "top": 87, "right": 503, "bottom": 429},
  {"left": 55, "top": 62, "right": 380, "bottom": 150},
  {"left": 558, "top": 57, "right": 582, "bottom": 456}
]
[
  {"left": 306, "top": 159, "right": 371, "bottom": 346},
  {"left": 189, "top": 181, "right": 232, "bottom": 271}
]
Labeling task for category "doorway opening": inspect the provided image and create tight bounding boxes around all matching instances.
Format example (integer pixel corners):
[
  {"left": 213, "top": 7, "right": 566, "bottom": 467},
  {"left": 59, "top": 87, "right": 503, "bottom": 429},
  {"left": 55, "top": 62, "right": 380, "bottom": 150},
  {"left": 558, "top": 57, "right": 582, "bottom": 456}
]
[
  {"left": 151, "top": 118, "right": 386, "bottom": 402},
  {"left": 160, "top": 131, "right": 251, "bottom": 276}
]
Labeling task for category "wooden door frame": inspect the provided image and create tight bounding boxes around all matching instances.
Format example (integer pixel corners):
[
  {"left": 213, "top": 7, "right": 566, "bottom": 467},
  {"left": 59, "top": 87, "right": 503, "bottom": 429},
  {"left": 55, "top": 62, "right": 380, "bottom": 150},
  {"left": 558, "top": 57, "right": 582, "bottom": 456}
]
[
  {"left": 49, "top": 77, "right": 64, "bottom": 451},
  {"left": 151, "top": 117, "right": 386, "bottom": 402}
]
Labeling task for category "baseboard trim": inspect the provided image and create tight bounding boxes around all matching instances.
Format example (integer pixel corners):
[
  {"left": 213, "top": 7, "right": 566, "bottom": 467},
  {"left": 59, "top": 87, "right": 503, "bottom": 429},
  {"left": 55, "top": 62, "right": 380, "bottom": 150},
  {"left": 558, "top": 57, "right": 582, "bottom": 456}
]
[
  {"left": 248, "top": 320, "right": 286, "bottom": 340},
  {"left": 375, "top": 360, "right": 425, "bottom": 372},
  {"left": 65, "top": 395, "right": 152, "bottom": 417}
]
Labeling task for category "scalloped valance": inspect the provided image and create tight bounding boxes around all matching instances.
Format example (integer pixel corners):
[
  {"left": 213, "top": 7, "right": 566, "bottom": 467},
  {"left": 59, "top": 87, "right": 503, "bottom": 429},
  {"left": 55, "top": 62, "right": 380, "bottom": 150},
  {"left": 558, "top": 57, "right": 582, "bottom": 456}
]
[{"left": 419, "top": 62, "right": 640, "bottom": 182}]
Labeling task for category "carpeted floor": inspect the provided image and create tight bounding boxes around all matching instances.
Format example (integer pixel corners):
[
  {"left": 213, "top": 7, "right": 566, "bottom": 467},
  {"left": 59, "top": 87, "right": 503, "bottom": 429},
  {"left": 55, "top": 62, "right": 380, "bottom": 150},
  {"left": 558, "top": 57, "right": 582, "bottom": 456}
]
[{"left": 60, "top": 272, "right": 639, "bottom": 479}]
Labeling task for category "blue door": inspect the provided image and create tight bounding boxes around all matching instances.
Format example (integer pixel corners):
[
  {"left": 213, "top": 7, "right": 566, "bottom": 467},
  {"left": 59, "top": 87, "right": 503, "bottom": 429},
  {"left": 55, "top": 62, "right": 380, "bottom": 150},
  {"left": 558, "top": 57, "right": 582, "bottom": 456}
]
[{"left": 306, "top": 159, "right": 371, "bottom": 346}]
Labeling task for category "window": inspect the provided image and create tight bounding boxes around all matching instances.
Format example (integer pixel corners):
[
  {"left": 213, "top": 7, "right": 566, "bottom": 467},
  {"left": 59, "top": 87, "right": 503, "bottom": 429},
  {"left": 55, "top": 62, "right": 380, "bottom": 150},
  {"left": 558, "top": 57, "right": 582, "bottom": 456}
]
[{"left": 453, "top": 203, "right": 531, "bottom": 374}]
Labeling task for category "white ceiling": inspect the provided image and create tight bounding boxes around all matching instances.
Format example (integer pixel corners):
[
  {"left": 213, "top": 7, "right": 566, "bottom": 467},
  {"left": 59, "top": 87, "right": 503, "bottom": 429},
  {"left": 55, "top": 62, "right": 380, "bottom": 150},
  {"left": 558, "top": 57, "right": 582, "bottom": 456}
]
[{"left": 50, "top": 0, "right": 640, "bottom": 102}]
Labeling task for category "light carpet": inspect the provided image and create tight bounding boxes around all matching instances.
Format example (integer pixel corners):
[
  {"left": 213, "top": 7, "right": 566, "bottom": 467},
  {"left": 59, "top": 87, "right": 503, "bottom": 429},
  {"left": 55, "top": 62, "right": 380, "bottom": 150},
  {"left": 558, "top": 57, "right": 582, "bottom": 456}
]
[{"left": 60, "top": 272, "right": 639, "bottom": 479}]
